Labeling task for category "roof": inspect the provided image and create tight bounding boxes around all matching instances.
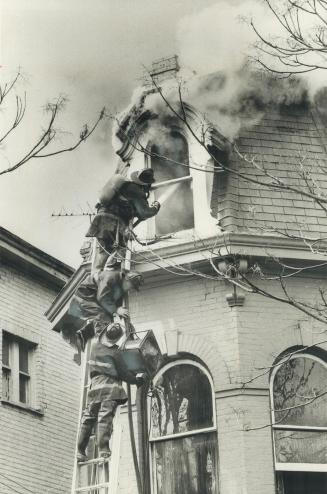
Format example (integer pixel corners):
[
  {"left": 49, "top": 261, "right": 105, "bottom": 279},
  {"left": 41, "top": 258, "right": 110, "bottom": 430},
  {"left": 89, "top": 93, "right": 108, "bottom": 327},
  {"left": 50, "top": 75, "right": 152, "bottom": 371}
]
[
  {"left": 217, "top": 104, "right": 327, "bottom": 239},
  {"left": 0, "top": 226, "right": 74, "bottom": 286}
]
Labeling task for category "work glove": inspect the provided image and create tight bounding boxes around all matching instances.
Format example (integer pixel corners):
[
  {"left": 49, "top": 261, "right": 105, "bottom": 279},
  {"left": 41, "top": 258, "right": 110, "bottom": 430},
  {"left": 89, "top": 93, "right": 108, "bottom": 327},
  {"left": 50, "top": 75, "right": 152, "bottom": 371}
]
[
  {"left": 151, "top": 201, "right": 161, "bottom": 211},
  {"left": 123, "top": 227, "right": 134, "bottom": 241},
  {"left": 115, "top": 306, "right": 130, "bottom": 319}
]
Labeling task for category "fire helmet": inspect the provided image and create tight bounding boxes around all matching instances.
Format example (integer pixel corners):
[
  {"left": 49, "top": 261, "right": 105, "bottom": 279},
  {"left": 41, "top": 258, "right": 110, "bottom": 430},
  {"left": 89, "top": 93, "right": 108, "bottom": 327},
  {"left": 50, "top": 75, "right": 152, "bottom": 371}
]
[
  {"left": 130, "top": 168, "right": 155, "bottom": 185},
  {"left": 125, "top": 271, "right": 144, "bottom": 290}
]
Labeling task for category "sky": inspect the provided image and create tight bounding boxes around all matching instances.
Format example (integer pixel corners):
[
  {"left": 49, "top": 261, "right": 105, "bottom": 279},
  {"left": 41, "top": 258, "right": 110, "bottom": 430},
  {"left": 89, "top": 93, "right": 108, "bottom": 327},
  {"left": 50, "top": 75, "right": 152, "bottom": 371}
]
[
  {"left": 0, "top": 0, "right": 223, "bottom": 267},
  {"left": 0, "top": 0, "right": 325, "bottom": 267}
]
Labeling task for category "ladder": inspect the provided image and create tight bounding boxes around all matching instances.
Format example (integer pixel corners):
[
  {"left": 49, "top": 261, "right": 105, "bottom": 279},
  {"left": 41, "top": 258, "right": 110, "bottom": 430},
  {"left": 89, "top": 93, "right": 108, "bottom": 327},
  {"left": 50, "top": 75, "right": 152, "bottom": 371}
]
[
  {"left": 71, "top": 343, "right": 122, "bottom": 494},
  {"left": 71, "top": 231, "right": 144, "bottom": 494}
]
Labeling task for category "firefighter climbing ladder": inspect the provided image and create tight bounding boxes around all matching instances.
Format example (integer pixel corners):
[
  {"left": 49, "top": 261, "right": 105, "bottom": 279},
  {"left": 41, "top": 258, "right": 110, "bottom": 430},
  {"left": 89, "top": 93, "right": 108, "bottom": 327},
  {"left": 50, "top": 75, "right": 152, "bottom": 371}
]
[
  {"left": 71, "top": 235, "right": 143, "bottom": 494},
  {"left": 71, "top": 340, "right": 123, "bottom": 494}
]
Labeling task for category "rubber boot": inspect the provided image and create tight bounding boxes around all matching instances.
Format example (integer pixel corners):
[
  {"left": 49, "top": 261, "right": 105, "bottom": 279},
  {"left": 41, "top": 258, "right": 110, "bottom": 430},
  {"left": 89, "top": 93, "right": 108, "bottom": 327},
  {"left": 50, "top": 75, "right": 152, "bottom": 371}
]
[{"left": 77, "top": 423, "right": 93, "bottom": 462}]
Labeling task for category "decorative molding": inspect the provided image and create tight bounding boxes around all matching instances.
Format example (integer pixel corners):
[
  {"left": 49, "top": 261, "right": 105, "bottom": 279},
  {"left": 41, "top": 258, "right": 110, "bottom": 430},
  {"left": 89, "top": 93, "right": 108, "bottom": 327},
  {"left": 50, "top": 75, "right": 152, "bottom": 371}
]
[
  {"left": 226, "top": 291, "right": 245, "bottom": 307},
  {"left": 46, "top": 231, "right": 327, "bottom": 327},
  {"left": 166, "top": 331, "right": 230, "bottom": 389},
  {"left": 45, "top": 262, "right": 90, "bottom": 324},
  {"left": 164, "top": 330, "right": 178, "bottom": 356}
]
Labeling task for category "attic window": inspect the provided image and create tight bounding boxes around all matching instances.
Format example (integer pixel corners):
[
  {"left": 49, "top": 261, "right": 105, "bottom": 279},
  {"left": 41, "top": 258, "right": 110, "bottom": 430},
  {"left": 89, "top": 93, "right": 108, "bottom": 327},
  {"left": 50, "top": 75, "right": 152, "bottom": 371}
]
[{"left": 150, "top": 132, "right": 194, "bottom": 235}]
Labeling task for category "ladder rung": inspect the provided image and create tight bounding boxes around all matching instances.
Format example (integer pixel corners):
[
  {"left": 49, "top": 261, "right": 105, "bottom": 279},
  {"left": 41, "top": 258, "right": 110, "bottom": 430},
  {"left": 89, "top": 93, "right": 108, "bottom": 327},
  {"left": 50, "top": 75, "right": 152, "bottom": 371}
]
[
  {"left": 77, "top": 457, "right": 110, "bottom": 465},
  {"left": 75, "top": 482, "right": 110, "bottom": 492}
]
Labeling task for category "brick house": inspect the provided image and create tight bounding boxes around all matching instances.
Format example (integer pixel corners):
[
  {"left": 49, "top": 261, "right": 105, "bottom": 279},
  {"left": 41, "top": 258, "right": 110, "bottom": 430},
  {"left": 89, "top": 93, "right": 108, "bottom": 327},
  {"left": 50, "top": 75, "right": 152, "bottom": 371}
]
[
  {"left": 47, "top": 73, "right": 327, "bottom": 494},
  {"left": 0, "top": 227, "right": 80, "bottom": 494}
]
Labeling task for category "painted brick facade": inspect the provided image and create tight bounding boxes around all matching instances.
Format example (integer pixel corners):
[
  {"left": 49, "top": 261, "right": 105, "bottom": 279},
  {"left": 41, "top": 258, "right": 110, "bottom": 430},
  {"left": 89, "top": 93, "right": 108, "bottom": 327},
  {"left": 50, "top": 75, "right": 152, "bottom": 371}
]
[
  {"left": 46, "top": 92, "right": 327, "bottom": 493},
  {"left": 111, "top": 272, "right": 327, "bottom": 494},
  {"left": 0, "top": 232, "right": 80, "bottom": 494}
]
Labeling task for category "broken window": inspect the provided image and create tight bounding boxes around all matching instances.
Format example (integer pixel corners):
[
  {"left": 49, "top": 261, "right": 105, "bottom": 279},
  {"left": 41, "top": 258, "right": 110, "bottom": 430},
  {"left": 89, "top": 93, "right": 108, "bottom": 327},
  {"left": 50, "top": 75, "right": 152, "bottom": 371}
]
[
  {"left": 149, "top": 361, "right": 218, "bottom": 494},
  {"left": 1, "top": 332, "right": 35, "bottom": 407},
  {"left": 271, "top": 353, "right": 327, "bottom": 493},
  {"left": 150, "top": 132, "right": 194, "bottom": 235}
]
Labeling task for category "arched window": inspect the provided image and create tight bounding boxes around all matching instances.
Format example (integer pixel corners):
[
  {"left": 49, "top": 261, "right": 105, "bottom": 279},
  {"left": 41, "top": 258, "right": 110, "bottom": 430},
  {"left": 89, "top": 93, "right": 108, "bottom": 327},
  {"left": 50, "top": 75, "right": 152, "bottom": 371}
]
[
  {"left": 271, "top": 353, "right": 327, "bottom": 493},
  {"left": 150, "top": 132, "right": 194, "bottom": 235},
  {"left": 148, "top": 360, "right": 218, "bottom": 494}
]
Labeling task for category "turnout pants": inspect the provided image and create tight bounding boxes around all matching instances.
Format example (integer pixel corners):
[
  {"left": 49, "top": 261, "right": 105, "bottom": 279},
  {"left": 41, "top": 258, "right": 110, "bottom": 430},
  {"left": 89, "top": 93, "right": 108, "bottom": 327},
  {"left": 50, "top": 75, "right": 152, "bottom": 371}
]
[{"left": 78, "top": 400, "right": 119, "bottom": 457}]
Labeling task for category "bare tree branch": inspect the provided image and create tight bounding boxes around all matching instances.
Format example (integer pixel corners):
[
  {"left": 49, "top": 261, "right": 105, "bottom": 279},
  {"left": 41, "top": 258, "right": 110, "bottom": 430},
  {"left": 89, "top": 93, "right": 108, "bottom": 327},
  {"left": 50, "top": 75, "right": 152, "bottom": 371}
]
[{"left": 0, "top": 73, "right": 106, "bottom": 176}]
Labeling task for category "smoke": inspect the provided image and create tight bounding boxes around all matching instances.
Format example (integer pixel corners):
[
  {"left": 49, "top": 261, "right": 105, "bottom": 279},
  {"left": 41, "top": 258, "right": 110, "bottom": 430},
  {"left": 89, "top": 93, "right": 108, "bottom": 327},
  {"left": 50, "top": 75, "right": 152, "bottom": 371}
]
[
  {"left": 175, "top": 0, "right": 327, "bottom": 136},
  {"left": 116, "top": 0, "right": 327, "bottom": 144}
]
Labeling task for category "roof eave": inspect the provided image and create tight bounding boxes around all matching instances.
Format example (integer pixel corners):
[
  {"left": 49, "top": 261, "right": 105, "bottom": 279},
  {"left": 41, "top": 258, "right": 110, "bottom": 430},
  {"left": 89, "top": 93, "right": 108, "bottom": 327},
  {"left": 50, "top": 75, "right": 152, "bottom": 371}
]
[{"left": 0, "top": 227, "right": 73, "bottom": 286}]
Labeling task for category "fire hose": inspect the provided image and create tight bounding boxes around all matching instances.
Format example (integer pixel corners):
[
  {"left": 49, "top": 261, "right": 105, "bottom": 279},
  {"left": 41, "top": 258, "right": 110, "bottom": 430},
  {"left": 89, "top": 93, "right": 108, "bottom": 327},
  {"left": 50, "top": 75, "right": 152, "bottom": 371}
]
[{"left": 124, "top": 229, "right": 144, "bottom": 494}]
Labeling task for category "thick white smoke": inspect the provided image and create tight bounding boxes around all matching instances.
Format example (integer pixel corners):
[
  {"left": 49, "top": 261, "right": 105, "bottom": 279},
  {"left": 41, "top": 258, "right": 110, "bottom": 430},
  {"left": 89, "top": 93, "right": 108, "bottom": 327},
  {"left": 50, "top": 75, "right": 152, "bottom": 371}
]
[
  {"left": 115, "top": 0, "right": 327, "bottom": 144},
  {"left": 175, "top": 0, "right": 327, "bottom": 138}
]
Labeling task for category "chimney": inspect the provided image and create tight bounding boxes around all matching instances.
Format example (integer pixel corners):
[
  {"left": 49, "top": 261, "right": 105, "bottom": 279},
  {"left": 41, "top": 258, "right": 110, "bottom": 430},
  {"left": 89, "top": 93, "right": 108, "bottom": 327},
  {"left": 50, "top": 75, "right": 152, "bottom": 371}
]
[{"left": 142, "top": 55, "right": 180, "bottom": 87}]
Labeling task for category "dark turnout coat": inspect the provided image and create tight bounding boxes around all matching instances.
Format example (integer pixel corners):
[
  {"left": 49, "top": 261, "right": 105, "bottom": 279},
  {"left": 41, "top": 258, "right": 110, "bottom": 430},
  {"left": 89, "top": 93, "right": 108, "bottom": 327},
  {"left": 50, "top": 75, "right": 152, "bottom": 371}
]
[
  {"left": 68, "top": 270, "right": 125, "bottom": 324},
  {"left": 86, "top": 180, "right": 159, "bottom": 242}
]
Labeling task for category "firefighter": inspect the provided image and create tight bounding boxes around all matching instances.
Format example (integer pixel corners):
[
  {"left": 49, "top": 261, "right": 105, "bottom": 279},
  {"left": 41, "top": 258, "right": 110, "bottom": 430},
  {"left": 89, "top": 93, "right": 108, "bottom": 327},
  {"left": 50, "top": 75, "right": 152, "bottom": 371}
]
[
  {"left": 86, "top": 168, "right": 160, "bottom": 274},
  {"left": 76, "top": 320, "right": 127, "bottom": 462},
  {"left": 75, "top": 271, "right": 143, "bottom": 462},
  {"left": 67, "top": 269, "right": 143, "bottom": 362}
]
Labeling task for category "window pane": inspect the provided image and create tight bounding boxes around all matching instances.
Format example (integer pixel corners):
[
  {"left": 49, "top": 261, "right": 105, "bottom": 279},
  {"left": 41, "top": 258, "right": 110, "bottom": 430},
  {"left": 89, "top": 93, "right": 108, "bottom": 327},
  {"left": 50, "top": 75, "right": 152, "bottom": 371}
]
[
  {"left": 274, "top": 430, "right": 327, "bottom": 464},
  {"left": 19, "top": 374, "right": 29, "bottom": 403},
  {"left": 151, "top": 133, "right": 189, "bottom": 183},
  {"left": 151, "top": 365, "right": 213, "bottom": 438},
  {"left": 281, "top": 472, "right": 327, "bottom": 494},
  {"left": 2, "top": 369, "right": 11, "bottom": 400},
  {"left": 2, "top": 337, "right": 10, "bottom": 367},
  {"left": 153, "top": 432, "right": 218, "bottom": 494},
  {"left": 154, "top": 180, "right": 194, "bottom": 235},
  {"left": 19, "top": 344, "right": 29, "bottom": 373},
  {"left": 273, "top": 357, "right": 327, "bottom": 427}
]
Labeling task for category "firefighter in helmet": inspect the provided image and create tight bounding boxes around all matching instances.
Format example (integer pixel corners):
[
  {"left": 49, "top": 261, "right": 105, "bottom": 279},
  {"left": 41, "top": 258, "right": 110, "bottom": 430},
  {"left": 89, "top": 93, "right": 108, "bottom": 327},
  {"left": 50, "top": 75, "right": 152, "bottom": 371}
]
[
  {"left": 74, "top": 270, "right": 143, "bottom": 462},
  {"left": 85, "top": 168, "right": 160, "bottom": 274},
  {"left": 67, "top": 269, "right": 143, "bottom": 359}
]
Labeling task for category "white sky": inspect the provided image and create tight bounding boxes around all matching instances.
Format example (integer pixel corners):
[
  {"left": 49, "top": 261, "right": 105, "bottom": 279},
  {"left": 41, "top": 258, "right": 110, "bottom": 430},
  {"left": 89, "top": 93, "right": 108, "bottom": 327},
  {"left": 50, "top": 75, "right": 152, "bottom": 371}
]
[
  {"left": 0, "top": 0, "right": 225, "bottom": 267},
  {"left": 2, "top": 0, "right": 311, "bottom": 268}
]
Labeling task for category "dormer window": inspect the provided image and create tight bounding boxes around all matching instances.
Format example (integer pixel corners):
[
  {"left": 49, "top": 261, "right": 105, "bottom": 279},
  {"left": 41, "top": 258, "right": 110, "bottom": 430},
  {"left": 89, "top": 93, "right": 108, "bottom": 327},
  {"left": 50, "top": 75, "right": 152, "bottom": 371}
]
[
  {"left": 150, "top": 131, "right": 194, "bottom": 236},
  {"left": 115, "top": 102, "right": 230, "bottom": 241}
]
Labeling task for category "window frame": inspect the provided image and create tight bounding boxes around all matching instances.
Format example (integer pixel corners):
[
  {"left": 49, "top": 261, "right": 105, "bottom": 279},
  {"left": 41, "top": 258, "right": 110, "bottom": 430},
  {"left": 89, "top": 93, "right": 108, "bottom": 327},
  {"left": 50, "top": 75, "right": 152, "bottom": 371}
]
[
  {"left": 270, "top": 352, "right": 327, "bottom": 473},
  {"left": 2, "top": 332, "right": 36, "bottom": 409},
  {"left": 148, "top": 359, "right": 218, "bottom": 493},
  {"left": 147, "top": 132, "right": 194, "bottom": 238}
]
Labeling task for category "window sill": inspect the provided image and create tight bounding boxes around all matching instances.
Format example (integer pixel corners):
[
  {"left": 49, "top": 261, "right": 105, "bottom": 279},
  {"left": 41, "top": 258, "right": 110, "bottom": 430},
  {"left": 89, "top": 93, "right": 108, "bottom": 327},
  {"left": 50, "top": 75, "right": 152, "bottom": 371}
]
[{"left": 1, "top": 399, "right": 44, "bottom": 416}]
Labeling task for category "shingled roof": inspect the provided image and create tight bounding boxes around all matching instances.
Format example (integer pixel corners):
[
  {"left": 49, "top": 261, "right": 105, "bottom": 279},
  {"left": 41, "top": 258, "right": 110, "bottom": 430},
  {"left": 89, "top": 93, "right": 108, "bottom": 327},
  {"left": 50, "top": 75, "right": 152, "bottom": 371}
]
[{"left": 215, "top": 104, "right": 327, "bottom": 240}]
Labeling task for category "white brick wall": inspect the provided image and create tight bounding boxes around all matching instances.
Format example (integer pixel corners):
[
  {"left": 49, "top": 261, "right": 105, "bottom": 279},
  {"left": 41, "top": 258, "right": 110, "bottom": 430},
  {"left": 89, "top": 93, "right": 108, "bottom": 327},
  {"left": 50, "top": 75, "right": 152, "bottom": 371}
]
[
  {"left": 111, "top": 272, "right": 327, "bottom": 494},
  {"left": 0, "top": 261, "right": 81, "bottom": 494}
]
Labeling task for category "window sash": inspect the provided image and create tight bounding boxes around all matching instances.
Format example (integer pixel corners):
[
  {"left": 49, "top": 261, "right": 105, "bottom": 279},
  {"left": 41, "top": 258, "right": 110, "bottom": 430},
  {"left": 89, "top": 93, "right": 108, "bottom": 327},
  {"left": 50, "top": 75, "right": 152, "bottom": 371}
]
[
  {"left": 2, "top": 367, "right": 11, "bottom": 401},
  {"left": 150, "top": 430, "right": 218, "bottom": 494},
  {"left": 148, "top": 360, "right": 217, "bottom": 438},
  {"left": 2, "top": 335, "right": 34, "bottom": 406},
  {"left": 148, "top": 359, "right": 218, "bottom": 494},
  {"left": 275, "top": 463, "right": 327, "bottom": 473},
  {"left": 19, "top": 372, "right": 30, "bottom": 404},
  {"left": 149, "top": 425, "right": 217, "bottom": 443},
  {"left": 271, "top": 355, "right": 327, "bottom": 473},
  {"left": 270, "top": 353, "right": 327, "bottom": 428},
  {"left": 144, "top": 175, "right": 194, "bottom": 238},
  {"left": 273, "top": 425, "right": 327, "bottom": 431}
]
